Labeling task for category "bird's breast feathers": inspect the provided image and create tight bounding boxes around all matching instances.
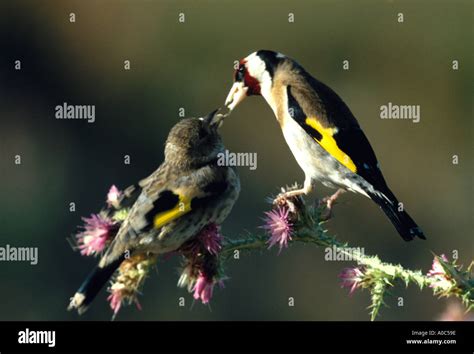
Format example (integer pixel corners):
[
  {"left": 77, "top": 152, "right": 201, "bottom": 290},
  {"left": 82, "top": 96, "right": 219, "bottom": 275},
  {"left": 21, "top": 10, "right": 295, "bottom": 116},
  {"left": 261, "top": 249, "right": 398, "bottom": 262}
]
[
  {"left": 280, "top": 111, "right": 343, "bottom": 183},
  {"left": 273, "top": 84, "right": 356, "bottom": 174},
  {"left": 269, "top": 83, "right": 384, "bottom": 196}
]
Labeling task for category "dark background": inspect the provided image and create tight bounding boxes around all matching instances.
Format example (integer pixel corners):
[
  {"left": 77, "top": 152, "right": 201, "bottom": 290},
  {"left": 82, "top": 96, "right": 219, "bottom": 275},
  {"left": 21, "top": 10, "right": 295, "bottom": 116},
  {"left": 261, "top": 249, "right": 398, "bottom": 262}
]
[{"left": 0, "top": 0, "right": 472, "bottom": 320}]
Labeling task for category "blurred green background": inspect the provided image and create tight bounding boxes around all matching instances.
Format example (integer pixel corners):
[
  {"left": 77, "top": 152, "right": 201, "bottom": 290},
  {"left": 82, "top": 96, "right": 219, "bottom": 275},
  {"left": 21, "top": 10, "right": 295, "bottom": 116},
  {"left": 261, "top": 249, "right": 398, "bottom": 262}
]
[{"left": 0, "top": 0, "right": 472, "bottom": 321}]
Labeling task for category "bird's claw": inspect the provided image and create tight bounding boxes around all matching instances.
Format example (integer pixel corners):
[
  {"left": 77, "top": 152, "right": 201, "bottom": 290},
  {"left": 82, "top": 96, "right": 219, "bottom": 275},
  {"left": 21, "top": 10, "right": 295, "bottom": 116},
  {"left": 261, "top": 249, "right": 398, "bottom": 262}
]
[
  {"left": 319, "top": 205, "right": 333, "bottom": 222},
  {"left": 273, "top": 193, "right": 297, "bottom": 213},
  {"left": 318, "top": 189, "right": 345, "bottom": 221}
]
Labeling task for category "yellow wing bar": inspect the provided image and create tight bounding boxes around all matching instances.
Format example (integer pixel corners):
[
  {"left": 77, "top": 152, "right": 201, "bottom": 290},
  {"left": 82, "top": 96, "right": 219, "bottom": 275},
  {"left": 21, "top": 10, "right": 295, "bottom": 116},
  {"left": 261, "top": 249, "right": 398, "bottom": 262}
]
[
  {"left": 153, "top": 195, "right": 192, "bottom": 229},
  {"left": 305, "top": 117, "right": 357, "bottom": 173}
]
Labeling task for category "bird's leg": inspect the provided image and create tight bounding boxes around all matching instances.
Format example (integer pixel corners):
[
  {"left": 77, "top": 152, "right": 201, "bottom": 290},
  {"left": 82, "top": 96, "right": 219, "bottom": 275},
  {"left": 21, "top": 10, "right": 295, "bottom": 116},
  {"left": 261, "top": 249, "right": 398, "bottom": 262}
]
[
  {"left": 273, "top": 179, "right": 312, "bottom": 212},
  {"left": 319, "top": 188, "right": 346, "bottom": 221}
]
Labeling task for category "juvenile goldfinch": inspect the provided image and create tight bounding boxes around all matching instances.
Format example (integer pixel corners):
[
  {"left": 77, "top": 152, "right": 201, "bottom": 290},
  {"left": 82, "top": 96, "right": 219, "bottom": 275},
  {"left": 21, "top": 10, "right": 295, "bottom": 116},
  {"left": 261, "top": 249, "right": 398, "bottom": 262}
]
[
  {"left": 68, "top": 110, "right": 240, "bottom": 314},
  {"left": 225, "top": 50, "right": 424, "bottom": 241}
]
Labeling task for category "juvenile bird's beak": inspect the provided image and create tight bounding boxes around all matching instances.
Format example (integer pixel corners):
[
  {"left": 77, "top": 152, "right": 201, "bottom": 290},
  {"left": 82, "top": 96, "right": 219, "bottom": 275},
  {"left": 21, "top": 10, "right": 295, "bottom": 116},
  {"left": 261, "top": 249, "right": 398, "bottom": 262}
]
[
  {"left": 225, "top": 82, "right": 248, "bottom": 111},
  {"left": 202, "top": 108, "right": 225, "bottom": 129}
]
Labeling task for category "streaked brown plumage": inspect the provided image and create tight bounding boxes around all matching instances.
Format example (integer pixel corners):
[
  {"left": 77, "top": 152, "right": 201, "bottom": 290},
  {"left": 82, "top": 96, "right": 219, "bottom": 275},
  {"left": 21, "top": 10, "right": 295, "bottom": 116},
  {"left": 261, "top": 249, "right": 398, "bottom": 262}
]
[{"left": 69, "top": 110, "right": 240, "bottom": 314}]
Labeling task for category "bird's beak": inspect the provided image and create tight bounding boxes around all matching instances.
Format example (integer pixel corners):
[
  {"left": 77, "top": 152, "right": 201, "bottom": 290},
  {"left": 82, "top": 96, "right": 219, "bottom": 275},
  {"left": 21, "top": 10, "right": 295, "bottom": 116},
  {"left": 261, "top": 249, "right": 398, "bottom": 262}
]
[
  {"left": 202, "top": 108, "right": 225, "bottom": 129},
  {"left": 225, "top": 81, "right": 248, "bottom": 111}
]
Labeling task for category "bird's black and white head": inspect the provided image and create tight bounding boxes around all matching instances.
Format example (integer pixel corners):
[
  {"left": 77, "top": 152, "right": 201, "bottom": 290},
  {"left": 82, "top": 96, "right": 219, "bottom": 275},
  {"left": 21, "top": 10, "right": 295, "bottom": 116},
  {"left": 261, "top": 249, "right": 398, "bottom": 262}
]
[
  {"left": 165, "top": 109, "right": 225, "bottom": 168},
  {"left": 225, "top": 50, "right": 288, "bottom": 110}
]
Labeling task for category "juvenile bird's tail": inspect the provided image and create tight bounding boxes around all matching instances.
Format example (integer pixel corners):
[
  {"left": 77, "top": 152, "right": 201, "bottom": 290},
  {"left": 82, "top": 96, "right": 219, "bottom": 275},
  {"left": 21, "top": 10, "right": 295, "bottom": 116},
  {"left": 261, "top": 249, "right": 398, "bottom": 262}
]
[
  {"left": 68, "top": 256, "right": 124, "bottom": 315},
  {"left": 370, "top": 188, "right": 425, "bottom": 242},
  {"left": 68, "top": 183, "right": 139, "bottom": 315}
]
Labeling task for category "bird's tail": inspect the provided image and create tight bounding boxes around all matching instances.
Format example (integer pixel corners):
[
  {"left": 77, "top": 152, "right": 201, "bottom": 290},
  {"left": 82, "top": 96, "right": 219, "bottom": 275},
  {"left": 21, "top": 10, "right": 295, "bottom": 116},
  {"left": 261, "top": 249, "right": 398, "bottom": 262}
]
[
  {"left": 369, "top": 188, "right": 425, "bottom": 241},
  {"left": 68, "top": 256, "right": 124, "bottom": 315}
]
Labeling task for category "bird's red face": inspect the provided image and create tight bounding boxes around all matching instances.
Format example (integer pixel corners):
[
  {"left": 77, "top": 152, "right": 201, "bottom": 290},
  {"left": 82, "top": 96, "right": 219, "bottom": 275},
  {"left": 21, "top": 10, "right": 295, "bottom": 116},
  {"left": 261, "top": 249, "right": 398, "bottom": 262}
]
[
  {"left": 224, "top": 59, "right": 259, "bottom": 111},
  {"left": 235, "top": 59, "right": 261, "bottom": 95},
  {"left": 225, "top": 51, "right": 282, "bottom": 111}
]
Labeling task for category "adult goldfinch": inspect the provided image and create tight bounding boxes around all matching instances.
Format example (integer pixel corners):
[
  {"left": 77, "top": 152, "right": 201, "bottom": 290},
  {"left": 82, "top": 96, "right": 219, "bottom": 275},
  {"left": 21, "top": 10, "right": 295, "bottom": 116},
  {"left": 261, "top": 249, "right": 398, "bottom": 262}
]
[
  {"left": 68, "top": 110, "right": 240, "bottom": 314},
  {"left": 224, "top": 50, "right": 424, "bottom": 241}
]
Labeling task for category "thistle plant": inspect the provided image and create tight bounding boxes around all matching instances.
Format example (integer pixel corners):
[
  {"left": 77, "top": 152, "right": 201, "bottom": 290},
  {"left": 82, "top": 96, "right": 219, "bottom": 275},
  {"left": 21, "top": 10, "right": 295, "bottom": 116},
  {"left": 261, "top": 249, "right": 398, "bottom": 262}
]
[
  {"left": 72, "top": 185, "right": 473, "bottom": 320},
  {"left": 107, "top": 254, "right": 155, "bottom": 318}
]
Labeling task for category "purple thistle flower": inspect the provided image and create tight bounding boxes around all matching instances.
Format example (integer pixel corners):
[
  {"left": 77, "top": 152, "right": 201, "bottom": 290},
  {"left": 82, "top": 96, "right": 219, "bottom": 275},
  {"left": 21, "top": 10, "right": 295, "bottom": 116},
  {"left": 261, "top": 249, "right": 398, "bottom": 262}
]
[
  {"left": 76, "top": 214, "right": 116, "bottom": 256},
  {"left": 427, "top": 254, "right": 452, "bottom": 290},
  {"left": 192, "top": 272, "right": 224, "bottom": 304},
  {"left": 193, "top": 273, "right": 214, "bottom": 304},
  {"left": 262, "top": 207, "right": 293, "bottom": 253},
  {"left": 177, "top": 224, "right": 226, "bottom": 304},
  {"left": 106, "top": 185, "right": 122, "bottom": 209},
  {"left": 427, "top": 254, "right": 449, "bottom": 277},
  {"left": 197, "top": 224, "right": 223, "bottom": 255},
  {"left": 339, "top": 267, "right": 365, "bottom": 295},
  {"left": 107, "top": 284, "right": 123, "bottom": 316},
  {"left": 106, "top": 255, "right": 152, "bottom": 317},
  {"left": 107, "top": 286, "right": 142, "bottom": 317}
]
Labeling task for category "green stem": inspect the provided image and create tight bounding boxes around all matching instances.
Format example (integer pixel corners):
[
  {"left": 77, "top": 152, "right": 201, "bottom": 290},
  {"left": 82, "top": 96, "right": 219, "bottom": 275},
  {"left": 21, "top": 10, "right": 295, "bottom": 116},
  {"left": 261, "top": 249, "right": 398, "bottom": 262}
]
[{"left": 220, "top": 204, "right": 472, "bottom": 320}]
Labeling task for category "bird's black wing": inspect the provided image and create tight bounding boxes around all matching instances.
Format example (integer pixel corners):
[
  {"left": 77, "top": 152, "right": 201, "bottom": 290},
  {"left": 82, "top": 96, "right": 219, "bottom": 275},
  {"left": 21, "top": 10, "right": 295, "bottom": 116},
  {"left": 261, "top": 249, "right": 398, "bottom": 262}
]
[{"left": 286, "top": 82, "right": 388, "bottom": 191}]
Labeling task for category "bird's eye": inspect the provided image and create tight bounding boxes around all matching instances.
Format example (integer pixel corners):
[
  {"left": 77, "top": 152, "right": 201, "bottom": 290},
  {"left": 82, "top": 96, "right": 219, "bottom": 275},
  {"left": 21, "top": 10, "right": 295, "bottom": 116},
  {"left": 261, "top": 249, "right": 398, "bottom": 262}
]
[{"left": 235, "top": 65, "right": 245, "bottom": 81}]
